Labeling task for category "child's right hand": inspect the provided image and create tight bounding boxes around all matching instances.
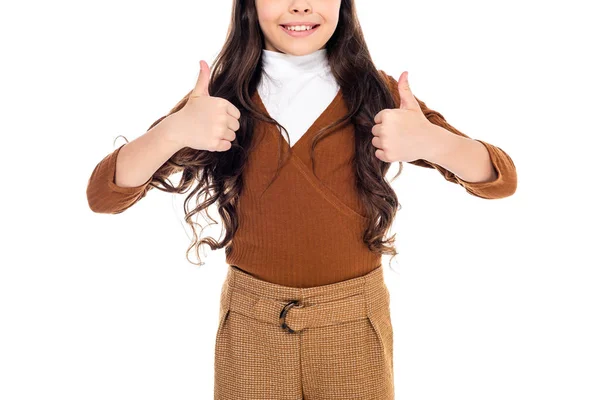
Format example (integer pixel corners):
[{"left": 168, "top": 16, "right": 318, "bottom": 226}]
[{"left": 168, "top": 60, "right": 241, "bottom": 152}]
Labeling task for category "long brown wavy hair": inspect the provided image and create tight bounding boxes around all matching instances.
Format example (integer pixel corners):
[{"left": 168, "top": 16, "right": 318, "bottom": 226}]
[{"left": 118, "top": 0, "right": 416, "bottom": 268}]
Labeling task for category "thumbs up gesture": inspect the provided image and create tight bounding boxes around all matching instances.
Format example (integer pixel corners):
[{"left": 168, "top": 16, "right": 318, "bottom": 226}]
[
  {"left": 170, "top": 60, "right": 241, "bottom": 152},
  {"left": 371, "top": 71, "right": 437, "bottom": 163}
]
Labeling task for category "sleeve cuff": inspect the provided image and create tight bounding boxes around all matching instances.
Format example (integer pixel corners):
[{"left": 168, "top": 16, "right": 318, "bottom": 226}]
[{"left": 453, "top": 139, "right": 517, "bottom": 199}]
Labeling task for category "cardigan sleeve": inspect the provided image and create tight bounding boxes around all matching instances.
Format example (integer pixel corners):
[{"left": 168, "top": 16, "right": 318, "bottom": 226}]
[
  {"left": 379, "top": 70, "right": 517, "bottom": 199},
  {"left": 86, "top": 143, "right": 154, "bottom": 214}
]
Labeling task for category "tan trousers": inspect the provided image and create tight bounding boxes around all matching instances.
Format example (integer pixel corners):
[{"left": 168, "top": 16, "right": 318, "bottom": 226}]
[{"left": 214, "top": 264, "right": 395, "bottom": 400}]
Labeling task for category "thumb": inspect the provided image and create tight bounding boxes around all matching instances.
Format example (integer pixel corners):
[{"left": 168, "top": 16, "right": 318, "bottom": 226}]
[
  {"left": 191, "top": 60, "right": 211, "bottom": 98},
  {"left": 397, "top": 71, "right": 418, "bottom": 110}
]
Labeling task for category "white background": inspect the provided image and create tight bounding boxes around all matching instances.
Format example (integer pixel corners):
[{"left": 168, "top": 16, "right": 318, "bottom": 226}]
[{"left": 1, "top": 0, "right": 599, "bottom": 399}]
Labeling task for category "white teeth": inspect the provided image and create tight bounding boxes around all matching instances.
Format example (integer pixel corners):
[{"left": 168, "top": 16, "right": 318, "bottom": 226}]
[{"left": 283, "top": 25, "right": 315, "bottom": 31}]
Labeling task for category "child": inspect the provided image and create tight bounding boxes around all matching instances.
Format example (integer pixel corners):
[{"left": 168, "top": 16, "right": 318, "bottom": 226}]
[{"left": 87, "top": 0, "right": 517, "bottom": 398}]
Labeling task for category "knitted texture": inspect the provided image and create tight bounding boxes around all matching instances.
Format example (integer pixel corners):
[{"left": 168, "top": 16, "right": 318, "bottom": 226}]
[{"left": 86, "top": 69, "right": 518, "bottom": 287}]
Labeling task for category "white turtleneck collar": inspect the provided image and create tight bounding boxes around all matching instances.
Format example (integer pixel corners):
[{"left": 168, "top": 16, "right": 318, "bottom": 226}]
[
  {"left": 257, "top": 48, "right": 340, "bottom": 147},
  {"left": 261, "top": 48, "right": 329, "bottom": 83}
]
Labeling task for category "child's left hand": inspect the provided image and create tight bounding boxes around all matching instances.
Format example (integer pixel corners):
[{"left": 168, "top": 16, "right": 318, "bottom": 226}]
[{"left": 371, "top": 71, "right": 439, "bottom": 163}]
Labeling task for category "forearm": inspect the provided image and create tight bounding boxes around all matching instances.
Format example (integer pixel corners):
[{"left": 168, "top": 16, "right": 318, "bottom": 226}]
[
  {"left": 424, "top": 124, "right": 498, "bottom": 184},
  {"left": 114, "top": 116, "right": 184, "bottom": 188}
]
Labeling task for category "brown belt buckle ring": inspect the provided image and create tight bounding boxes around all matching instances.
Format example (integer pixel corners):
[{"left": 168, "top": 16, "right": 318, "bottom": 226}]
[{"left": 279, "top": 300, "right": 302, "bottom": 333}]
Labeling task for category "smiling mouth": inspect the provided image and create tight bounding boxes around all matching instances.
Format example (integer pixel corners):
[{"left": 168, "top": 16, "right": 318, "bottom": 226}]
[{"left": 280, "top": 24, "right": 320, "bottom": 31}]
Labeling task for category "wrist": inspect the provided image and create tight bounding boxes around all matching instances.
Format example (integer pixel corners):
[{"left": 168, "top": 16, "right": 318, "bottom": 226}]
[{"left": 156, "top": 114, "right": 186, "bottom": 151}]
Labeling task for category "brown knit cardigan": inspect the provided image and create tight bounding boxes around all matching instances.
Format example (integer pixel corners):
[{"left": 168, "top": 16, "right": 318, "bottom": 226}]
[{"left": 87, "top": 71, "right": 517, "bottom": 287}]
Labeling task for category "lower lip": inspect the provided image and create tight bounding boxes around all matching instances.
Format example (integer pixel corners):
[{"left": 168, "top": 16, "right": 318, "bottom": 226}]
[{"left": 280, "top": 25, "right": 320, "bottom": 38}]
